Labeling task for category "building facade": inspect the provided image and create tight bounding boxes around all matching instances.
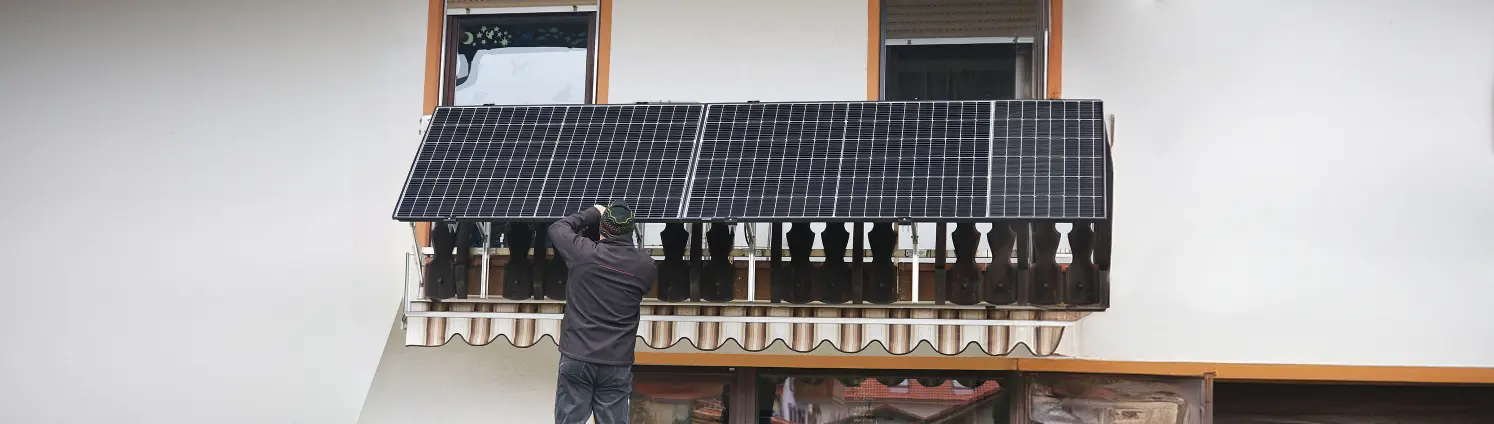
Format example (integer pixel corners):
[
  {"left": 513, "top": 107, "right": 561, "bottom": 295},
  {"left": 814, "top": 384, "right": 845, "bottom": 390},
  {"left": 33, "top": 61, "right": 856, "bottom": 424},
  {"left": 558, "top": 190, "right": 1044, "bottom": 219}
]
[
  {"left": 9, "top": 0, "right": 1486, "bottom": 423},
  {"left": 353, "top": 1, "right": 1494, "bottom": 423}
]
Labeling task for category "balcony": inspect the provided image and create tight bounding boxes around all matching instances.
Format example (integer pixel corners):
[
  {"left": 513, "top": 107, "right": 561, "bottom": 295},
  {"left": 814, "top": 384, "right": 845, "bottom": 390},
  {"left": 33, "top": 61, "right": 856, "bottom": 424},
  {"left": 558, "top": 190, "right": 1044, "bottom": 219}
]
[
  {"left": 402, "top": 220, "right": 1108, "bottom": 356},
  {"left": 396, "top": 100, "right": 1113, "bottom": 357}
]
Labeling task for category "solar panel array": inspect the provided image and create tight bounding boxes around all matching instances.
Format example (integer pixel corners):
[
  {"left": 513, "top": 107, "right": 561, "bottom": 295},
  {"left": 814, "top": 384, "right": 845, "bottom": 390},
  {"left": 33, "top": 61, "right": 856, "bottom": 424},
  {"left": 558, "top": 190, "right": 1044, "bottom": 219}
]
[
  {"left": 393, "top": 104, "right": 704, "bottom": 221},
  {"left": 392, "top": 100, "right": 1108, "bottom": 222}
]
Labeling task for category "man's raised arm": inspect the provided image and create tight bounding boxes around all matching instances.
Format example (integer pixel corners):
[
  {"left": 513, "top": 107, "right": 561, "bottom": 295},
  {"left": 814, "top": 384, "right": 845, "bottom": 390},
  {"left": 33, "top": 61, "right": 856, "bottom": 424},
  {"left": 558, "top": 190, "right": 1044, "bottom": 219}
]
[{"left": 548, "top": 205, "right": 605, "bottom": 261}]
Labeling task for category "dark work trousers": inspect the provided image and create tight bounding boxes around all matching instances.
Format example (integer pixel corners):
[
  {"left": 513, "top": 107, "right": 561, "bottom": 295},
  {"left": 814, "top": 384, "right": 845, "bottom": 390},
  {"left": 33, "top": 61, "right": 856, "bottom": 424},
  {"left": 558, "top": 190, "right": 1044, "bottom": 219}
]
[{"left": 555, "top": 355, "right": 633, "bottom": 424}]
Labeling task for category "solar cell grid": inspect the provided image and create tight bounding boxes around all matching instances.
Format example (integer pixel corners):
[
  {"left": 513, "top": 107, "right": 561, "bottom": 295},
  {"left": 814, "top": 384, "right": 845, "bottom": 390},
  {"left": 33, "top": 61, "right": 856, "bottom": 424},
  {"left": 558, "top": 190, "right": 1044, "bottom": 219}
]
[
  {"left": 392, "top": 104, "right": 705, "bottom": 221},
  {"left": 684, "top": 101, "right": 992, "bottom": 220},
  {"left": 988, "top": 100, "right": 1107, "bottom": 219}
]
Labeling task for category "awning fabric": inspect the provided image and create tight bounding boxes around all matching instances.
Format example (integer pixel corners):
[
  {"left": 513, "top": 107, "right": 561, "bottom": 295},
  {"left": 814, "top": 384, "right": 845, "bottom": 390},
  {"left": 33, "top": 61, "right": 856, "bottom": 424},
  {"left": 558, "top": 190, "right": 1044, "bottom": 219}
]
[{"left": 406, "top": 301, "right": 1086, "bottom": 356}]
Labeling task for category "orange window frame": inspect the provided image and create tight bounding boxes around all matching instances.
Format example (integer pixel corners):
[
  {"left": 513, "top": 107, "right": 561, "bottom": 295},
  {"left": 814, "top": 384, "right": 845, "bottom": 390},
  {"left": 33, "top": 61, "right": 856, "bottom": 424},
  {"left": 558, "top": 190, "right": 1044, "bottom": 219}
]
[{"left": 869, "top": 0, "right": 1062, "bottom": 101}]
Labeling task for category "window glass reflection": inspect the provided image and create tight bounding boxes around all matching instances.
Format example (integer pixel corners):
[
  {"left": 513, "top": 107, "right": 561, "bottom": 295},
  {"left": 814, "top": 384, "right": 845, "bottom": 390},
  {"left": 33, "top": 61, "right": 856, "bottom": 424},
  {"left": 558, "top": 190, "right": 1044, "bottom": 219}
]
[
  {"left": 631, "top": 373, "right": 731, "bottom": 424},
  {"left": 1029, "top": 374, "right": 1202, "bottom": 424},
  {"left": 764, "top": 376, "right": 1010, "bottom": 424}
]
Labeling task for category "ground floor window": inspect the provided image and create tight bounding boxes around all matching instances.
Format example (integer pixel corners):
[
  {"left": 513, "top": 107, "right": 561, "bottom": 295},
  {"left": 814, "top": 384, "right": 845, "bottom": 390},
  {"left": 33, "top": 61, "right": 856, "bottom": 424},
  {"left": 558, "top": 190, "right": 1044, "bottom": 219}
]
[
  {"left": 631, "top": 367, "right": 733, "bottom": 424},
  {"left": 625, "top": 366, "right": 1494, "bottom": 423},
  {"left": 762, "top": 375, "right": 1010, "bottom": 424},
  {"left": 1028, "top": 373, "right": 1203, "bottom": 424},
  {"left": 1213, "top": 382, "right": 1494, "bottom": 424},
  {"left": 634, "top": 366, "right": 1015, "bottom": 424}
]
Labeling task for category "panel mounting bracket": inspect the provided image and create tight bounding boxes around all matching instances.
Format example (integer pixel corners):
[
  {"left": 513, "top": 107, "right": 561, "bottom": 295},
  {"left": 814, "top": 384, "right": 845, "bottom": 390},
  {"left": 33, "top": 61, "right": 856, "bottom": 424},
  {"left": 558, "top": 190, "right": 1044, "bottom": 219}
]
[
  {"left": 744, "top": 222, "right": 757, "bottom": 302},
  {"left": 904, "top": 221, "right": 920, "bottom": 303},
  {"left": 479, "top": 222, "right": 492, "bottom": 299}
]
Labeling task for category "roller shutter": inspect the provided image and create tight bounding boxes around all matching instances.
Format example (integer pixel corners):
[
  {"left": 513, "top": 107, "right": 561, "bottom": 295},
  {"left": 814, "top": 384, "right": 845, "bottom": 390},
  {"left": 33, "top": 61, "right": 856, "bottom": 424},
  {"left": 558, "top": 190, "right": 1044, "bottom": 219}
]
[
  {"left": 447, "top": 0, "right": 595, "bottom": 8},
  {"left": 884, "top": 0, "right": 1041, "bottom": 39}
]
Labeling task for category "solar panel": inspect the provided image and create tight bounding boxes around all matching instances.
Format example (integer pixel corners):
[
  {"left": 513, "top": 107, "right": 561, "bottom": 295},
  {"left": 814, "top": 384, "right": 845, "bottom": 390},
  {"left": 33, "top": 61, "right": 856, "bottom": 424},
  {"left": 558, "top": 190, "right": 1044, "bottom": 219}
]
[
  {"left": 988, "top": 100, "right": 1107, "bottom": 219},
  {"left": 683, "top": 101, "right": 992, "bottom": 221},
  {"left": 392, "top": 104, "right": 706, "bottom": 221}
]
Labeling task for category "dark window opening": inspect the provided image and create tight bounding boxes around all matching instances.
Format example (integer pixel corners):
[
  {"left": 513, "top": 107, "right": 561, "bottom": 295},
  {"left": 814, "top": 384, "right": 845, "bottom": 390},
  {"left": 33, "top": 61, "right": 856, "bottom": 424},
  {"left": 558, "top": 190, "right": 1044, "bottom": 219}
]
[
  {"left": 633, "top": 366, "right": 1014, "bottom": 424},
  {"left": 884, "top": 43, "right": 1032, "bottom": 101},
  {"left": 1214, "top": 382, "right": 1494, "bottom": 424}
]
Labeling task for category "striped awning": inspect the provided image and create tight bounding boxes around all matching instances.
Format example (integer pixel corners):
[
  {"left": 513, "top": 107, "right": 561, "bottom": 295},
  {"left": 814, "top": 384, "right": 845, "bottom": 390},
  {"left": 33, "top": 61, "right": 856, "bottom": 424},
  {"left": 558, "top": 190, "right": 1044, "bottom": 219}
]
[{"left": 405, "top": 301, "right": 1087, "bottom": 356}]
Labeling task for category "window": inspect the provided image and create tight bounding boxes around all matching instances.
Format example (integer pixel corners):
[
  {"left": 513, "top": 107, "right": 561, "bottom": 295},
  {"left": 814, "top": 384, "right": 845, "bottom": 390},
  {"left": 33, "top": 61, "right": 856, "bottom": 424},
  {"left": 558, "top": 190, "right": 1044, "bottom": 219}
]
[
  {"left": 880, "top": 0, "right": 1047, "bottom": 101},
  {"left": 633, "top": 367, "right": 1014, "bottom": 424},
  {"left": 885, "top": 42, "right": 1031, "bottom": 101},
  {"left": 761, "top": 372, "right": 1013, "bottom": 424},
  {"left": 1213, "top": 382, "right": 1494, "bottom": 424},
  {"left": 444, "top": 11, "right": 596, "bottom": 105},
  {"left": 1029, "top": 373, "right": 1204, "bottom": 424},
  {"left": 630, "top": 367, "right": 734, "bottom": 424}
]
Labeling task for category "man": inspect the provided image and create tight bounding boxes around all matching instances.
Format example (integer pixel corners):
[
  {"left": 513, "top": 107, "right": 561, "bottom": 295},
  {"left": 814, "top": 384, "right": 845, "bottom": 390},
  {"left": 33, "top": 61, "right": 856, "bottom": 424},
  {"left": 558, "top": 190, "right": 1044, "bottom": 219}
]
[{"left": 548, "top": 201, "right": 656, "bottom": 424}]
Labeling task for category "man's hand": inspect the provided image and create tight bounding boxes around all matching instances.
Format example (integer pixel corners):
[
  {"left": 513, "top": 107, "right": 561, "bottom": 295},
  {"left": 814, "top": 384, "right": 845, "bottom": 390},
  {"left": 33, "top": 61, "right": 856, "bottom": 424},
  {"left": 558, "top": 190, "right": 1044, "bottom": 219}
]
[{"left": 594, "top": 204, "right": 607, "bottom": 214}]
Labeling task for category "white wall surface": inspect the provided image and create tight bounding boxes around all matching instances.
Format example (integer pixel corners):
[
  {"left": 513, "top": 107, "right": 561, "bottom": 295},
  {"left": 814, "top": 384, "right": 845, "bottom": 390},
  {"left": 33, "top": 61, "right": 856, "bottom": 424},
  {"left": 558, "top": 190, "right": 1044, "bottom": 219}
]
[
  {"left": 0, "top": 0, "right": 424, "bottom": 423},
  {"left": 358, "top": 322, "right": 562, "bottom": 424},
  {"left": 1065, "top": 0, "right": 1494, "bottom": 367},
  {"left": 607, "top": 0, "right": 869, "bottom": 103}
]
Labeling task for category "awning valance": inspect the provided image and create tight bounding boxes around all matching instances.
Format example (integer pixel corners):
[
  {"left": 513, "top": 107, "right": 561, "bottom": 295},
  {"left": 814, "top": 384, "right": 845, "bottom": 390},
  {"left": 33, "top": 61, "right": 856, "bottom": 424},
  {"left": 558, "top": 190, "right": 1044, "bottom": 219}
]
[{"left": 405, "top": 301, "right": 1087, "bottom": 356}]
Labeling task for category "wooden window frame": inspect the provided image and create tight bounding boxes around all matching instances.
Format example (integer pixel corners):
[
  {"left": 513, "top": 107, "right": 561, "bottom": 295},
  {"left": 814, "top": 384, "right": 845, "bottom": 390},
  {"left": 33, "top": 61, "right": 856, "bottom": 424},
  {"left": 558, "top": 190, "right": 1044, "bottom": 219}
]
[
  {"left": 441, "top": 11, "right": 599, "bottom": 106},
  {"left": 871, "top": 0, "right": 1061, "bottom": 101},
  {"left": 635, "top": 365, "right": 1020, "bottom": 424}
]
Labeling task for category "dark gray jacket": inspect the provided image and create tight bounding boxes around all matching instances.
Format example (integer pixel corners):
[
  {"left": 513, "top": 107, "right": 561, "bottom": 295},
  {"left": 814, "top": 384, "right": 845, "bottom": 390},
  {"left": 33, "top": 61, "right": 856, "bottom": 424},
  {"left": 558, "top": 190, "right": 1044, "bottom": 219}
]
[{"left": 548, "top": 207, "right": 656, "bottom": 366}]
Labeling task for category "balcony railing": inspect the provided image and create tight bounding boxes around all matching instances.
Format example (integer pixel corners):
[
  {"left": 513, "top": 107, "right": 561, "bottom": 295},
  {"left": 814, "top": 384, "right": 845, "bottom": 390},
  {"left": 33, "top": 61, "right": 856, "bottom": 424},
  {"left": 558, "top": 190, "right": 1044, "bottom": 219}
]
[{"left": 405, "top": 221, "right": 1110, "bottom": 309}]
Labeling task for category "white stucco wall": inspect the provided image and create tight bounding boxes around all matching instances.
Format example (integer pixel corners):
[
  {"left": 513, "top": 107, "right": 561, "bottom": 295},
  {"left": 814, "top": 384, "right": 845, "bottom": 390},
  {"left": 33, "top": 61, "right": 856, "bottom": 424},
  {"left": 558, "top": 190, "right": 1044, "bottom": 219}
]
[
  {"left": 18, "top": 0, "right": 1481, "bottom": 421},
  {"left": 1066, "top": 0, "right": 1494, "bottom": 367},
  {"left": 607, "top": 0, "right": 869, "bottom": 103},
  {"left": 358, "top": 322, "right": 562, "bottom": 424},
  {"left": 0, "top": 0, "right": 423, "bottom": 423}
]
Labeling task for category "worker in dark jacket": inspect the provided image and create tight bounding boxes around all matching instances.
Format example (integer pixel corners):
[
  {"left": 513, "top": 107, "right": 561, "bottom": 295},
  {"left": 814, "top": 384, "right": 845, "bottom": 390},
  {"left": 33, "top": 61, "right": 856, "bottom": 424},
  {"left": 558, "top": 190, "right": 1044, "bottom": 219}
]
[{"left": 548, "top": 201, "right": 656, "bottom": 424}]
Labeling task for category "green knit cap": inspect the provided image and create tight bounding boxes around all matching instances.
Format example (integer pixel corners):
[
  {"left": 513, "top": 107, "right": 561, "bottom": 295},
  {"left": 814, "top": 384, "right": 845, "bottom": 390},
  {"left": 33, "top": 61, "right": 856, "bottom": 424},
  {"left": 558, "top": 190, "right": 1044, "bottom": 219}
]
[{"left": 600, "top": 200, "right": 636, "bottom": 239}]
